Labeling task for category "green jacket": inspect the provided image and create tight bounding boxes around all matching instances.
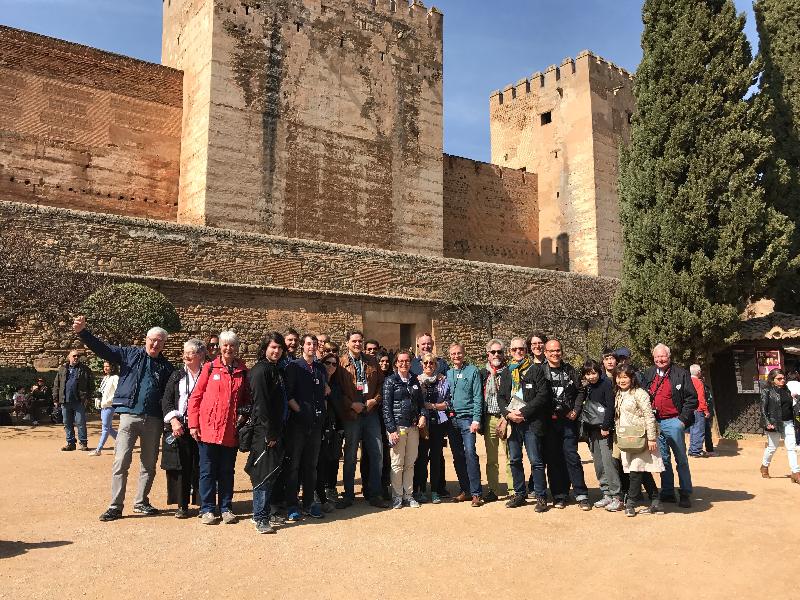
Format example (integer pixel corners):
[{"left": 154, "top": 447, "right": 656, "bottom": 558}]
[{"left": 446, "top": 364, "right": 482, "bottom": 423}]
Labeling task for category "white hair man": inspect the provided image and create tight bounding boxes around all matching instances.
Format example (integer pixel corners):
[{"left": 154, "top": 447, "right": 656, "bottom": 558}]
[
  {"left": 73, "top": 315, "right": 175, "bottom": 522},
  {"left": 641, "top": 344, "right": 698, "bottom": 508},
  {"left": 687, "top": 364, "right": 712, "bottom": 458}
]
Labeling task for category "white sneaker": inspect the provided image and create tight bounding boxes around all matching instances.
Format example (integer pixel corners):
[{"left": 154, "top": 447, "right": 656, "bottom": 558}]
[
  {"left": 605, "top": 497, "right": 623, "bottom": 512},
  {"left": 407, "top": 498, "right": 421, "bottom": 508},
  {"left": 594, "top": 496, "right": 612, "bottom": 508},
  {"left": 392, "top": 498, "right": 403, "bottom": 509}
]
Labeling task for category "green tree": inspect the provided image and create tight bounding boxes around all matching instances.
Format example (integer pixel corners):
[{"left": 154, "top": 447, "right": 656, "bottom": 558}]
[
  {"left": 81, "top": 283, "right": 181, "bottom": 344},
  {"left": 755, "top": 0, "right": 800, "bottom": 312},
  {"left": 614, "top": 0, "right": 793, "bottom": 364}
]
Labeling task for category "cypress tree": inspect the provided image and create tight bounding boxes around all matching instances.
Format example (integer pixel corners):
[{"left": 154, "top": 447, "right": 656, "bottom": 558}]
[
  {"left": 755, "top": 0, "right": 800, "bottom": 312},
  {"left": 614, "top": 0, "right": 793, "bottom": 363}
]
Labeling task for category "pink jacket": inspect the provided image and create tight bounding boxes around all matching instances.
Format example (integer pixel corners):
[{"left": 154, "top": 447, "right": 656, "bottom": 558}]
[{"left": 188, "top": 357, "right": 250, "bottom": 447}]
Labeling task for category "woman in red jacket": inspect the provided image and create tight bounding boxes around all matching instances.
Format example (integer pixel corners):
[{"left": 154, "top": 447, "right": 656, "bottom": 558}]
[{"left": 188, "top": 331, "right": 250, "bottom": 525}]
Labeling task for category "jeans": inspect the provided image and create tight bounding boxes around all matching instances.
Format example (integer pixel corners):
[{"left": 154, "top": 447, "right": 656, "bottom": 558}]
[
  {"left": 688, "top": 410, "right": 706, "bottom": 455},
  {"left": 342, "top": 411, "right": 383, "bottom": 500},
  {"left": 110, "top": 414, "right": 162, "bottom": 510},
  {"left": 546, "top": 417, "right": 589, "bottom": 500},
  {"left": 253, "top": 482, "right": 275, "bottom": 522},
  {"left": 316, "top": 428, "right": 342, "bottom": 503},
  {"left": 198, "top": 442, "right": 237, "bottom": 515},
  {"left": 285, "top": 421, "right": 324, "bottom": 510},
  {"left": 508, "top": 421, "right": 547, "bottom": 498},
  {"left": 484, "top": 414, "right": 512, "bottom": 496},
  {"left": 762, "top": 420, "right": 799, "bottom": 473},
  {"left": 451, "top": 418, "right": 482, "bottom": 496},
  {"left": 62, "top": 402, "right": 87, "bottom": 445},
  {"left": 390, "top": 426, "right": 420, "bottom": 500},
  {"left": 587, "top": 426, "right": 621, "bottom": 497},
  {"left": 704, "top": 416, "right": 715, "bottom": 452},
  {"left": 362, "top": 416, "right": 391, "bottom": 497},
  {"left": 658, "top": 417, "right": 693, "bottom": 497},
  {"left": 96, "top": 407, "right": 117, "bottom": 451}
]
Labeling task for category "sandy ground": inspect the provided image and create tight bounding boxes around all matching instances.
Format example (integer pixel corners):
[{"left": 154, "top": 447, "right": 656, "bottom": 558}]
[{"left": 1, "top": 419, "right": 798, "bottom": 600}]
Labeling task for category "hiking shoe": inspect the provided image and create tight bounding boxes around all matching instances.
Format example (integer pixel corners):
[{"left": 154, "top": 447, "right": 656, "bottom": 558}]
[
  {"left": 221, "top": 511, "right": 238, "bottom": 524},
  {"left": 534, "top": 497, "right": 549, "bottom": 513},
  {"left": 174, "top": 507, "right": 189, "bottom": 519},
  {"left": 368, "top": 496, "right": 390, "bottom": 509},
  {"left": 61, "top": 443, "right": 76, "bottom": 452},
  {"left": 335, "top": 496, "right": 354, "bottom": 509},
  {"left": 505, "top": 494, "right": 527, "bottom": 508},
  {"left": 200, "top": 512, "right": 219, "bottom": 525},
  {"left": 594, "top": 496, "right": 612, "bottom": 508},
  {"left": 605, "top": 497, "right": 623, "bottom": 512},
  {"left": 407, "top": 498, "right": 421, "bottom": 508},
  {"left": 624, "top": 505, "right": 636, "bottom": 517},
  {"left": 553, "top": 499, "right": 566, "bottom": 510},
  {"left": 255, "top": 520, "right": 276, "bottom": 534},
  {"left": 306, "top": 504, "right": 324, "bottom": 519},
  {"left": 325, "top": 487, "right": 340, "bottom": 501},
  {"left": 99, "top": 507, "right": 122, "bottom": 522},
  {"left": 133, "top": 503, "right": 159, "bottom": 516},
  {"left": 78, "top": 443, "right": 90, "bottom": 451},
  {"left": 578, "top": 499, "right": 592, "bottom": 511},
  {"left": 392, "top": 497, "right": 403, "bottom": 509},
  {"left": 641, "top": 499, "right": 663, "bottom": 514},
  {"left": 269, "top": 513, "right": 286, "bottom": 526},
  {"left": 321, "top": 501, "right": 335, "bottom": 513},
  {"left": 471, "top": 495, "right": 484, "bottom": 507},
  {"left": 430, "top": 492, "right": 442, "bottom": 504},
  {"left": 483, "top": 490, "right": 499, "bottom": 503},
  {"left": 287, "top": 508, "right": 302, "bottom": 522},
  {"left": 678, "top": 493, "right": 692, "bottom": 509}
]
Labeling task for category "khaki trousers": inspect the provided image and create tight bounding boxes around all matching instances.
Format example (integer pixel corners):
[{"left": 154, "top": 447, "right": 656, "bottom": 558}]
[
  {"left": 390, "top": 426, "right": 419, "bottom": 500},
  {"left": 484, "top": 414, "right": 512, "bottom": 496}
]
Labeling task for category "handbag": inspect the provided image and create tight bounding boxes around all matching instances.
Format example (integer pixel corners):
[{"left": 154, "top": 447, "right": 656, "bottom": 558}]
[
  {"left": 237, "top": 418, "right": 255, "bottom": 453},
  {"left": 616, "top": 424, "right": 647, "bottom": 452}
]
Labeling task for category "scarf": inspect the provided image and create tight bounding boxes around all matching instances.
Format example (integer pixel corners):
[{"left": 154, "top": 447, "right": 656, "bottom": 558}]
[
  {"left": 509, "top": 356, "right": 532, "bottom": 394},
  {"left": 484, "top": 362, "right": 501, "bottom": 414}
]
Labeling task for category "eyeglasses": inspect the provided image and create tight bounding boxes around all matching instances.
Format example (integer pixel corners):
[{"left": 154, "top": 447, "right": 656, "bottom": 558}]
[
  {"left": 397, "top": 359, "right": 411, "bottom": 364},
  {"left": 774, "top": 376, "right": 785, "bottom": 380},
  {"left": 510, "top": 347, "right": 525, "bottom": 352},
  {"left": 208, "top": 343, "right": 219, "bottom": 349},
  {"left": 488, "top": 350, "right": 503, "bottom": 355},
  {"left": 323, "top": 360, "right": 337, "bottom": 366},
  {"left": 422, "top": 361, "right": 436, "bottom": 365}
]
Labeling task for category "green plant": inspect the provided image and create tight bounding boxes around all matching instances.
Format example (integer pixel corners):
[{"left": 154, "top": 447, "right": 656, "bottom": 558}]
[{"left": 722, "top": 428, "right": 744, "bottom": 441}]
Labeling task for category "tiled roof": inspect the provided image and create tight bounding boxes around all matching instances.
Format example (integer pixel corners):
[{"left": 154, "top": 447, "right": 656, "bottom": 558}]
[{"left": 739, "top": 312, "right": 800, "bottom": 341}]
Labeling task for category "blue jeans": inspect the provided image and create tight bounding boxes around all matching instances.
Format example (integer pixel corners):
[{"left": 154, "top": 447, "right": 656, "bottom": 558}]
[
  {"left": 96, "top": 407, "right": 117, "bottom": 451},
  {"left": 658, "top": 417, "right": 693, "bottom": 497},
  {"left": 545, "top": 417, "right": 588, "bottom": 500},
  {"left": 451, "top": 418, "right": 482, "bottom": 496},
  {"left": 198, "top": 442, "right": 237, "bottom": 515},
  {"left": 62, "top": 402, "right": 87, "bottom": 445},
  {"left": 508, "top": 421, "right": 547, "bottom": 498},
  {"left": 688, "top": 410, "right": 706, "bottom": 455},
  {"left": 253, "top": 482, "right": 274, "bottom": 522},
  {"left": 446, "top": 421, "right": 470, "bottom": 494},
  {"left": 342, "top": 411, "right": 383, "bottom": 499}
]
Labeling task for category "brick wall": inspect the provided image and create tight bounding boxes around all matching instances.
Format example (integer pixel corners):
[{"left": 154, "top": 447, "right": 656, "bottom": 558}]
[
  {"left": 0, "top": 200, "right": 617, "bottom": 367},
  {"left": 0, "top": 26, "right": 183, "bottom": 220},
  {"left": 443, "top": 154, "right": 538, "bottom": 267}
]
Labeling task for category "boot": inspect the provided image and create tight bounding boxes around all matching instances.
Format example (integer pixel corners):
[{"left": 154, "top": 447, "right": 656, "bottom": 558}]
[{"left": 760, "top": 464, "right": 770, "bottom": 479}]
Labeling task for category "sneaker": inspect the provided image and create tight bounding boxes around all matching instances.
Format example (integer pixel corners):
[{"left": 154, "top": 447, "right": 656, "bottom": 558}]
[
  {"left": 452, "top": 492, "right": 469, "bottom": 503},
  {"left": 306, "top": 504, "right": 324, "bottom": 519},
  {"left": 624, "top": 505, "right": 636, "bottom": 517},
  {"left": 471, "top": 495, "right": 484, "bottom": 507},
  {"left": 61, "top": 443, "right": 76, "bottom": 452},
  {"left": 32, "top": 421, "right": 39, "bottom": 426},
  {"left": 321, "top": 501, "right": 336, "bottom": 513},
  {"left": 269, "top": 513, "right": 286, "bottom": 526},
  {"left": 255, "top": 519, "right": 276, "bottom": 534},
  {"left": 200, "top": 512, "right": 219, "bottom": 525},
  {"left": 133, "top": 503, "right": 159, "bottom": 516},
  {"left": 505, "top": 494, "right": 527, "bottom": 508},
  {"left": 368, "top": 496, "right": 390, "bottom": 508},
  {"left": 99, "top": 507, "right": 122, "bottom": 522},
  {"left": 89, "top": 449, "right": 102, "bottom": 456},
  {"left": 430, "top": 493, "right": 442, "bottom": 504},
  {"left": 605, "top": 497, "right": 623, "bottom": 512},
  {"left": 678, "top": 493, "right": 692, "bottom": 509},
  {"left": 287, "top": 508, "right": 302, "bottom": 522},
  {"left": 412, "top": 492, "right": 428, "bottom": 504},
  {"left": 688, "top": 452, "right": 703, "bottom": 458},
  {"left": 407, "top": 498, "right": 421, "bottom": 508},
  {"left": 594, "top": 496, "right": 612, "bottom": 508},
  {"left": 482, "top": 490, "right": 499, "bottom": 503},
  {"left": 392, "top": 497, "right": 403, "bottom": 509},
  {"left": 174, "top": 507, "right": 189, "bottom": 519},
  {"left": 527, "top": 490, "right": 538, "bottom": 499},
  {"left": 78, "top": 443, "right": 90, "bottom": 451},
  {"left": 534, "top": 497, "right": 549, "bottom": 513},
  {"left": 325, "top": 487, "right": 340, "bottom": 502},
  {"left": 553, "top": 498, "right": 566, "bottom": 510},
  {"left": 221, "top": 511, "right": 238, "bottom": 524},
  {"left": 705, "top": 451, "right": 717, "bottom": 457},
  {"left": 578, "top": 499, "right": 592, "bottom": 511},
  {"left": 640, "top": 499, "right": 663, "bottom": 514},
  {"left": 335, "top": 496, "right": 354, "bottom": 509}
]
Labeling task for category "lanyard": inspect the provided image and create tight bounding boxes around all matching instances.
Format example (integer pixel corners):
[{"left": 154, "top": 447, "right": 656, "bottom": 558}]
[{"left": 349, "top": 353, "right": 364, "bottom": 383}]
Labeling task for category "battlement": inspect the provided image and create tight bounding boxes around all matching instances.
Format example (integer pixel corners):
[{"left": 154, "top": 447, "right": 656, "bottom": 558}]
[{"left": 490, "top": 49, "right": 633, "bottom": 107}]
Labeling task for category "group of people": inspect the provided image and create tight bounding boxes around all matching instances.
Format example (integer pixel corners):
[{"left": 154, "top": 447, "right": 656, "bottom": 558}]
[{"left": 57, "top": 313, "right": 752, "bottom": 536}]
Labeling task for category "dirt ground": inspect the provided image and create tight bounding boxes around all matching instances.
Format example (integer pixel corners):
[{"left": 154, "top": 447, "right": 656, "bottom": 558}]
[{"left": 1, "top": 419, "right": 798, "bottom": 600}]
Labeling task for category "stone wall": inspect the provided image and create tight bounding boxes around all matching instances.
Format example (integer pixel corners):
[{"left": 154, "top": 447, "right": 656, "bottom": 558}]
[
  {"left": 162, "top": 0, "right": 444, "bottom": 256},
  {"left": 489, "top": 51, "right": 634, "bottom": 277},
  {"left": 443, "top": 154, "right": 538, "bottom": 267},
  {"left": 0, "top": 26, "right": 183, "bottom": 221},
  {"left": 0, "top": 200, "right": 617, "bottom": 368}
]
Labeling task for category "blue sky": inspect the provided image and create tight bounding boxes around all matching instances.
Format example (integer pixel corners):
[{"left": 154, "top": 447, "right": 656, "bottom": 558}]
[{"left": 0, "top": 0, "right": 758, "bottom": 162}]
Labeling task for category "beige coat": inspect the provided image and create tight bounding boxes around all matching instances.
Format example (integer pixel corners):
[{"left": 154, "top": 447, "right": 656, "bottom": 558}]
[{"left": 615, "top": 387, "right": 665, "bottom": 473}]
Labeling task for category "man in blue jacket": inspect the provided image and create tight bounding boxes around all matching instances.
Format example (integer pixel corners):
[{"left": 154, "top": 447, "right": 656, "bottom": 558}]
[
  {"left": 446, "top": 343, "right": 484, "bottom": 507},
  {"left": 73, "top": 316, "right": 174, "bottom": 522}
]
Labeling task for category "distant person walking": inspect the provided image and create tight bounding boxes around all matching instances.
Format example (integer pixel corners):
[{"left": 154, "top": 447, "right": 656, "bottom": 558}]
[
  {"left": 760, "top": 369, "right": 799, "bottom": 484},
  {"left": 53, "top": 349, "right": 94, "bottom": 451},
  {"left": 91, "top": 361, "right": 119, "bottom": 456}
]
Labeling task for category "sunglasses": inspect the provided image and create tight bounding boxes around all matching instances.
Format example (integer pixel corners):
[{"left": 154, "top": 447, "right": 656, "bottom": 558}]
[
  {"left": 208, "top": 343, "right": 219, "bottom": 349},
  {"left": 422, "top": 360, "right": 436, "bottom": 365},
  {"left": 488, "top": 350, "right": 503, "bottom": 355},
  {"left": 510, "top": 347, "right": 525, "bottom": 352},
  {"left": 323, "top": 360, "right": 337, "bottom": 366}
]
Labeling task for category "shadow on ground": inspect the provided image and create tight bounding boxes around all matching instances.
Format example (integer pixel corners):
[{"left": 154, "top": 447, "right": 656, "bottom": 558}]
[{"left": 0, "top": 540, "right": 72, "bottom": 559}]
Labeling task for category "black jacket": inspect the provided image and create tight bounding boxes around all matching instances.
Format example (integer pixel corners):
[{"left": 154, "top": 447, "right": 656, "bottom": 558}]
[
  {"left": 479, "top": 366, "right": 513, "bottom": 417},
  {"left": 579, "top": 378, "right": 615, "bottom": 431},
  {"left": 52, "top": 362, "right": 94, "bottom": 405},
  {"left": 517, "top": 364, "right": 552, "bottom": 434},
  {"left": 760, "top": 385, "right": 793, "bottom": 430},
  {"left": 382, "top": 373, "right": 425, "bottom": 434},
  {"left": 542, "top": 362, "right": 581, "bottom": 418},
  {"left": 641, "top": 364, "right": 698, "bottom": 425},
  {"left": 245, "top": 360, "right": 287, "bottom": 488}
]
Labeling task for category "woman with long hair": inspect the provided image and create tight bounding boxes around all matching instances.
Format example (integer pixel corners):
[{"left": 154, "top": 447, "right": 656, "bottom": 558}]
[{"left": 760, "top": 368, "right": 799, "bottom": 483}]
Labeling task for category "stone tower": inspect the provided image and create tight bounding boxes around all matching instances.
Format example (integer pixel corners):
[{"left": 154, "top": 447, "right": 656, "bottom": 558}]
[
  {"left": 162, "top": 0, "right": 444, "bottom": 256},
  {"left": 489, "top": 50, "right": 634, "bottom": 277}
]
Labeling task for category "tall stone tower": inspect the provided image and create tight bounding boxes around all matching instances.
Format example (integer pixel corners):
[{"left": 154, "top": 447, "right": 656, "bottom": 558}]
[
  {"left": 162, "top": 0, "right": 444, "bottom": 256},
  {"left": 489, "top": 51, "right": 634, "bottom": 277}
]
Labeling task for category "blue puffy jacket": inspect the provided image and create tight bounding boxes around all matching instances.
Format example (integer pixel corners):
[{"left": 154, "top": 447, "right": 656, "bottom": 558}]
[
  {"left": 78, "top": 329, "right": 174, "bottom": 410},
  {"left": 382, "top": 373, "right": 425, "bottom": 434}
]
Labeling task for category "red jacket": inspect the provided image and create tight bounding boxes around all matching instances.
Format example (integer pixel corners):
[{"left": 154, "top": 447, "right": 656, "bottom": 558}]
[
  {"left": 691, "top": 376, "right": 709, "bottom": 415},
  {"left": 188, "top": 357, "right": 250, "bottom": 447}
]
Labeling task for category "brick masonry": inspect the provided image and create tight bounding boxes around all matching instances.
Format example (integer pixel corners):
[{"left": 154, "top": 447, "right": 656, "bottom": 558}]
[{"left": 0, "top": 26, "right": 183, "bottom": 220}]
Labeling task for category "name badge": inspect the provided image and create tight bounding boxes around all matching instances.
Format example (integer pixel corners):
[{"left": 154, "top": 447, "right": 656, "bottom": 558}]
[
  {"left": 598, "top": 406, "right": 605, "bottom": 413},
  {"left": 363, "top": 382, "right": 369, "bottom": 395},
  {"left": 676, "top": 384, "right": 682, "bottom": 390},
  {"left": 213, "top": 374, "right": 221, "bottom": 381},
  {"left": 525, "top": 383, "right": 533, "bottom": 389},
  {"left": 356, "top": 382, "right": 364, "bottom": 392},
  {"left": 457, "top": 374, "right": 464, "bottom": 379},
  {"left": 412, "top": 385, "right": 419, "bottom": 390},
  {"left": 314, "top": 378, "right": 320, "bottom": 386}
]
